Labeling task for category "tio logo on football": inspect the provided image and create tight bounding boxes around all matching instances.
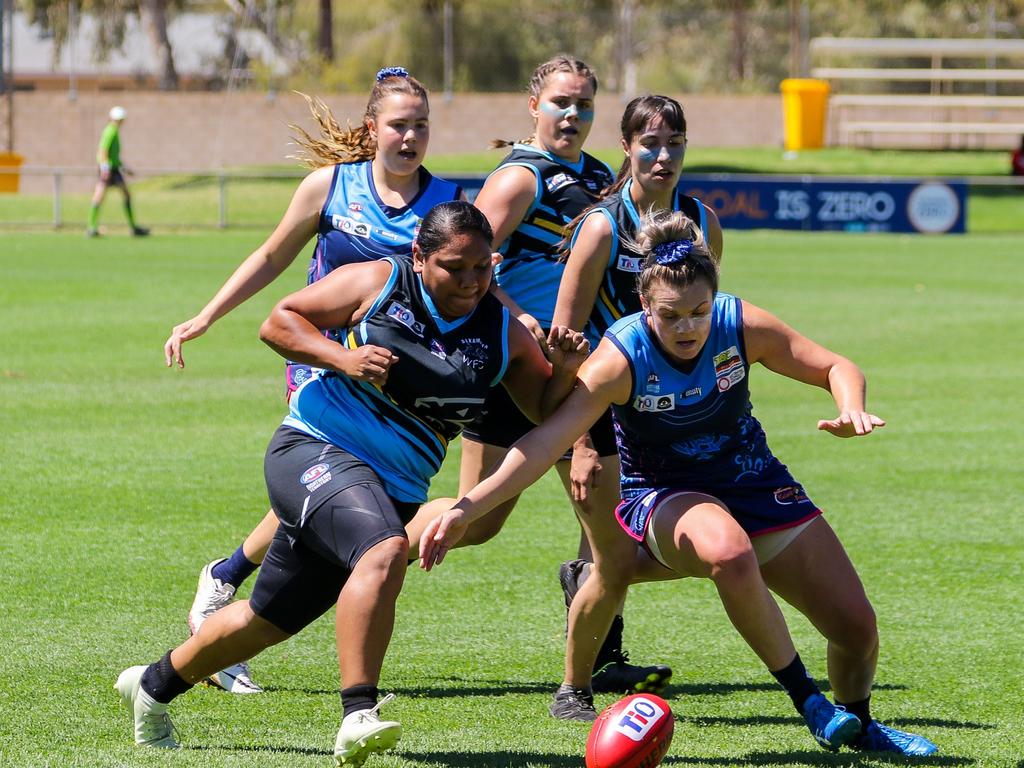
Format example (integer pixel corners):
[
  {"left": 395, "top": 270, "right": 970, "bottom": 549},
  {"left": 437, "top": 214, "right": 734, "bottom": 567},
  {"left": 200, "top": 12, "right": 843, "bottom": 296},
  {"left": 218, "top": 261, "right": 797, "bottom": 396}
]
[{"left": 613, "top": 697, "right": 666, "bottom": 742}]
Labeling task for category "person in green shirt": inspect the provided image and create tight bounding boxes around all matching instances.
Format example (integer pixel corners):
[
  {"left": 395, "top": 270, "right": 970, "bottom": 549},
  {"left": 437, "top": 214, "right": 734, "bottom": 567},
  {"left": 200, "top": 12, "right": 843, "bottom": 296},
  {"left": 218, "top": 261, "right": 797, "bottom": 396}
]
[{"left": 87, "top": 106, "right": 149, "bottom": 237}]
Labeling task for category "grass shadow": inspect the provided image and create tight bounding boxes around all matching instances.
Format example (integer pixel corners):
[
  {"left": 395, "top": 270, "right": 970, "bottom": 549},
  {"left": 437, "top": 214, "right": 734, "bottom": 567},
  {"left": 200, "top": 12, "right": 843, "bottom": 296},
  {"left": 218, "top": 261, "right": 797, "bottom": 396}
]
[
  {"left": 663, "top": 751, "right": 972, "bottom": 766},
  {"left": 262, "top": 678, "right": 554, "bottom": 698}
]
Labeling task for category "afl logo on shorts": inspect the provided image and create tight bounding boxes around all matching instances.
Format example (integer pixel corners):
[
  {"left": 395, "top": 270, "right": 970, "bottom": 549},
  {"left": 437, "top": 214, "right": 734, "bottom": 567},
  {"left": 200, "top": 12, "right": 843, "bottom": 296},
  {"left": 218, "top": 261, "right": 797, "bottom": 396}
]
[{"left": 300, "top": 463, "right": 332, "bottom": 492}]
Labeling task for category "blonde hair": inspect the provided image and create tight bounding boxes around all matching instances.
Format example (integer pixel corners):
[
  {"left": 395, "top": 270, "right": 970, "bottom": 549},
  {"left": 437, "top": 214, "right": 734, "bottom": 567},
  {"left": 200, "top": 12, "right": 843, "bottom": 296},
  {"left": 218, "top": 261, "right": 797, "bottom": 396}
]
[
  {"left": 491, "top": 54, "right": 598, "bottom": 149},
  {"left": 627, "top": 210, "right": 719, "bottom": 300},
  {"left": 291, "top": 72, "right": 429, "bottom": 168}
]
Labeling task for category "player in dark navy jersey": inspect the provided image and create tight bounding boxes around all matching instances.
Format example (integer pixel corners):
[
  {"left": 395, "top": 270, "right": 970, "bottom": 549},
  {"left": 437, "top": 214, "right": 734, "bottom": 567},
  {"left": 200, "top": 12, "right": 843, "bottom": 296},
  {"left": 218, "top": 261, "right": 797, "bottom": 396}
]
[
  {"left": 429, "top": 55, "right": 671, "bottom": 701},
  {"left": 117, "top": 202, "right": 590, "bottom": 764},
  {"left": 423, "top": 211, "right": 937, "bottom": 757},
  {"left": 161, "top": 68, "right": 462, "bottom": 693}
]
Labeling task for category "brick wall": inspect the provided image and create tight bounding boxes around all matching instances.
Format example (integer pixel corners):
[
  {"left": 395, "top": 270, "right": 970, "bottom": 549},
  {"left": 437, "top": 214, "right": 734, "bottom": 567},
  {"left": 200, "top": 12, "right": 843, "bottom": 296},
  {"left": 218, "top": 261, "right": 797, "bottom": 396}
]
[{"left": 10, "top": 91, "right": 783, "bottom": 193}]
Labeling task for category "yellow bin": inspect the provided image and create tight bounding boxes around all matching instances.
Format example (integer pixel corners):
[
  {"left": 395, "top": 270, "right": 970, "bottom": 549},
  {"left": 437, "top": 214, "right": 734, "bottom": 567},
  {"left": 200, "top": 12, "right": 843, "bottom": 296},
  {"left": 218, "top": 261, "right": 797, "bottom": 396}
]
[
  {"left": 0, "top": 152, "right": 24, "bottom": 193},
  {"left": 780, "top": 79, "right": 830, "bottom": 151}
]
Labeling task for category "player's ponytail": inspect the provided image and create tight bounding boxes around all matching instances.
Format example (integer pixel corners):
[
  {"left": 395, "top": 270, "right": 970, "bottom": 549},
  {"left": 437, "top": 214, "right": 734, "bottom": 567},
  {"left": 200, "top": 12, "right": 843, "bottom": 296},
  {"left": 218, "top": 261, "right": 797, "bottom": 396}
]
[
  {"left": 291, "top": 68, "right": 429, "bottom": 168},
  {"left": 631, "top": 210, "right": 718, "bottom": 300},
  {"left": 491, "top": 54, "right": 597, "bottom": 149}
]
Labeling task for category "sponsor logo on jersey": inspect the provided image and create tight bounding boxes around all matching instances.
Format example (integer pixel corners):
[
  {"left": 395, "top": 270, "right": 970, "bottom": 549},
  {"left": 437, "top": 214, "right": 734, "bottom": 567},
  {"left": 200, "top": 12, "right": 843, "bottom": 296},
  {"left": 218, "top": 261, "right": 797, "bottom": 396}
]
[
  {"left": 429, "top": 339, "right": 447, "bottom": 359},
  {"left": 645, "top": 372, "right": 661, "bottom": 393},
  {"left": 617, "top": 255, "right": 643, "bottom": 272},
  {"left": 374, "top": 227, "right": 401, "bottom": 241},
  {"left": 300, "top": 463, "right": 332, "bottom": 492},
  {"left": 773, "top": 486, "right": 811, "bottom": 505},
  {"left": 458, "top": 337, "right": 489, "bottom": 370},
  {"left": 545, "top": 172, "right": 575, "bottom": 193},
  {"left": 684, "top": 386, "right": 702, "bottom": 398},
  {"left": 386, "top": 302, "right": 425, "bottom": 337},
  {"left": 714, "top": 345, "right": 745, "bottom": 392},
  {"left": 348, "top": 202, "right": 363, "bottom": 212},
  {"left": 633, "top": 393, "right": 675, "bottom": 412},
  {"left": 672, "top": 433, "right": 730, "bottom": 460},
  {"left": 614, "top": 696, "right": 668, "bottom": 742},
  {"left": 331, "top": 214, "right": 372, "bottom": 239}
]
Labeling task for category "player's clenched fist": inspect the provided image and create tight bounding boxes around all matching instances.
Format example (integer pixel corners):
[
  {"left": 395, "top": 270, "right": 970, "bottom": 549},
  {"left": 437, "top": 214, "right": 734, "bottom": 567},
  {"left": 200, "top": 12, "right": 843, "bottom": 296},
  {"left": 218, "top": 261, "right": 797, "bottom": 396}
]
[{"left": 338, "top": 345, "right": 398, "bottom": 384}]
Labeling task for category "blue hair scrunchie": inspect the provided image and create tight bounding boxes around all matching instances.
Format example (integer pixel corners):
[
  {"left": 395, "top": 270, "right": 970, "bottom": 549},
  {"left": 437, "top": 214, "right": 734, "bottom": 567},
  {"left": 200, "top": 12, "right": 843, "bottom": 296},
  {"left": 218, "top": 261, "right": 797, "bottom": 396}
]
[
  {"left": 377, "top": 66, "right": 410, "bottom": 81},
  {"left": 652, "top": 239, "right": 694, "bottom": 266}
]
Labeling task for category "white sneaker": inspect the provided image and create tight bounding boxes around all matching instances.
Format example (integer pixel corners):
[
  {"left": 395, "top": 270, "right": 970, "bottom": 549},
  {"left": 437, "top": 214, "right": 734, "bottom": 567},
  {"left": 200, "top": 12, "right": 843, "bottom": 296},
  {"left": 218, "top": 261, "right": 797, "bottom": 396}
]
[
  {"left": 187, "top": 558, "right": 235, "bottom": 634},
  {"left": 334, "top": 693, "right": 402, "bottom": 766},
  {"left": 114, "top": 666, "right": 180, "bottom": 748},
  {"left": 203, "top": 661, "right": 264, "bottom": 694}
]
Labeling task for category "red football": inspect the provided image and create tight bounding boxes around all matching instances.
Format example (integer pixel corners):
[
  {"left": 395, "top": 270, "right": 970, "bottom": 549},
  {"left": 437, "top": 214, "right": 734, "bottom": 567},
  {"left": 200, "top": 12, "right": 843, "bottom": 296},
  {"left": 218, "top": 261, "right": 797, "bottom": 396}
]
[{"left": 585, "top": 694, "right": 675, "bottom": 768}]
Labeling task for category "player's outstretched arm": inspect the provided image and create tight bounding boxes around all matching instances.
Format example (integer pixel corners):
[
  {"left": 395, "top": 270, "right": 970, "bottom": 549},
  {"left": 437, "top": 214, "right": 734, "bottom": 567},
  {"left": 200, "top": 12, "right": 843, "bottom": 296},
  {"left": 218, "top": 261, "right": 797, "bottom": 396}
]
[
  {"left": 420, "top": 341, "right": 630, "bottom": 570},
  {"left": 164, "top": 167, "right": 331, "bottom": 368},
  {"left": 742, "top": 299, "right": 885, "bottom": 438}
]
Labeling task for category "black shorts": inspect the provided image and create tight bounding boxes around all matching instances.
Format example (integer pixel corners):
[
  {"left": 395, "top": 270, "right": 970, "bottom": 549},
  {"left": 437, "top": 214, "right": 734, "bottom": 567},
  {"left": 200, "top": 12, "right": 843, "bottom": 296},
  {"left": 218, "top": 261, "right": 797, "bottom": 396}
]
[
  {"left": 249, "top": 425, "right": 415, "bottom": 634},
  {"left": 100, "top": 167, "right": 126, "bottom": 186},
  {"left": 462, "top": 383, "right": 618, "bottom": 457}
]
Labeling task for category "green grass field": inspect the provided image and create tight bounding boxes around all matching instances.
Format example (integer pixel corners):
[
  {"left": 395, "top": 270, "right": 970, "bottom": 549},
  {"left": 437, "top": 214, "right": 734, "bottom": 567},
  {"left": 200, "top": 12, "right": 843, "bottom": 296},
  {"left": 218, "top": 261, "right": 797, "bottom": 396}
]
[{"left": 1, "top": 229, "right": 1022, "bottom": 767}]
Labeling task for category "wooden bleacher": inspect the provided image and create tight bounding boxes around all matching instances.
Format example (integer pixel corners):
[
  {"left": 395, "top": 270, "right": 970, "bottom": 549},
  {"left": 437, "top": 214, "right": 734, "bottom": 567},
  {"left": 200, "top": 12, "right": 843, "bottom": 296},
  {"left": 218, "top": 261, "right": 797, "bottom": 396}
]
[{"left": 811, "top": 37, "right": 1024, "bottom": 148}]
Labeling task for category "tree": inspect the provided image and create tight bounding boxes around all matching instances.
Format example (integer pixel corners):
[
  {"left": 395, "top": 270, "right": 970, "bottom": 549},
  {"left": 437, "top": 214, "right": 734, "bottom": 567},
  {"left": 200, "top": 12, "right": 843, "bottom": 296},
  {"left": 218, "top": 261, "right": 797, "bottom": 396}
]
[{"left": 24, "top": 0, "right": 179, "bottom": 89}]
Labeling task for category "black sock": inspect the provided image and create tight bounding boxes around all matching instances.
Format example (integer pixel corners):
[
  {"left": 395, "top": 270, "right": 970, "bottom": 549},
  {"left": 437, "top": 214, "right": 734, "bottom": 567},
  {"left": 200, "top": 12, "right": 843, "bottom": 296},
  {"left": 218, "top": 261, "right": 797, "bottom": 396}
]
[
  {"left": 770, "top": 653, "right": 820, "bottom": 714},
  {"left": 341, "top": 684, "right": 379, "bottom": 718},
  {"left": 837, "top": 696, "right": 872, "bottom": 731},
  {"left": 140, "top": 650, "right": 194, "bottom": 704},
  {"left": 593, "top": 615, "right": 625, "bottom": 671}
]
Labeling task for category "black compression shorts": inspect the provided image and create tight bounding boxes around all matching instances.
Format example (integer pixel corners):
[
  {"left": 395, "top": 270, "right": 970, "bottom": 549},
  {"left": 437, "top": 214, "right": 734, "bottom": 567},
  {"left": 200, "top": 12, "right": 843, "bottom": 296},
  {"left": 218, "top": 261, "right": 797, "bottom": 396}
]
[{"left": 250, "top": 425, "right": 415, "bottom": 634}]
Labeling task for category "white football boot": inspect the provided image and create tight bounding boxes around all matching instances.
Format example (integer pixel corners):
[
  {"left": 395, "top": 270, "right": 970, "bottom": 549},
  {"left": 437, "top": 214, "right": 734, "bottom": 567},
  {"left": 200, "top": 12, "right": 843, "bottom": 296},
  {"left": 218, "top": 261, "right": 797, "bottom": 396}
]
[
  {"left": 188, "top": 559, "right": 263, "bottom": 694},
  {"left": 114, "top": 666, "right": 179, "bottom": 748},
  {"left": 334, "top": 694, "right": 402, "bottom": 766},
  {"left": 187, "top": 559, "right": 235, "bottom": 634}
]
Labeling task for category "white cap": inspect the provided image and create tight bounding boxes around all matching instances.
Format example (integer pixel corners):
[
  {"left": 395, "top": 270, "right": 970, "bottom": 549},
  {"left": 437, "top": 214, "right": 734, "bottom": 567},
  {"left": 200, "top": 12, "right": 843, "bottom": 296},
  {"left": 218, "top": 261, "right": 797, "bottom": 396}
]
[{"left": 109, "top": 106, "right": 126, "bottom": 121}]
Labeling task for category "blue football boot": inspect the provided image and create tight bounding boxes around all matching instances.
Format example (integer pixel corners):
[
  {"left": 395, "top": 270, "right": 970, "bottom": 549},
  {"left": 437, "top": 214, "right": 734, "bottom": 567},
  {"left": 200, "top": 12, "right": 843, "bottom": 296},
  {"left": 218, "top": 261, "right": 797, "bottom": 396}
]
[
  {"left": 853, "top": 721, "right": 938, "bottom": 756},
  {"left": 802, "top": 693, "right": 861, "bottom": 750}
]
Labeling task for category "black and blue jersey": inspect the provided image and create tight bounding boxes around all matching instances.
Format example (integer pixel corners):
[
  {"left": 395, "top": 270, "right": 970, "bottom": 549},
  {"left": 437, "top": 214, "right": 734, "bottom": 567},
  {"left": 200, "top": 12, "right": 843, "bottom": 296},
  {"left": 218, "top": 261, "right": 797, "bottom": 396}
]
[
  {"left": 572, "top": 177, "right": 710, "bottom": 345},
  {"left": 492, "top": 144, "right": 614, "bottom": 327},
  {"left": 284, "top": 256, "right": 510, "bottom": 502}
]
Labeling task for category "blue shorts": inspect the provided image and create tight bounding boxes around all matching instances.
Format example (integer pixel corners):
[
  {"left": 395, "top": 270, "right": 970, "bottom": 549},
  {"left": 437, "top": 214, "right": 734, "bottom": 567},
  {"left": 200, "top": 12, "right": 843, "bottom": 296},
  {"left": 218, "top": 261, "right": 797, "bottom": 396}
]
[{"left": 616, "top": 475, "right": 821, "bottom": 553}]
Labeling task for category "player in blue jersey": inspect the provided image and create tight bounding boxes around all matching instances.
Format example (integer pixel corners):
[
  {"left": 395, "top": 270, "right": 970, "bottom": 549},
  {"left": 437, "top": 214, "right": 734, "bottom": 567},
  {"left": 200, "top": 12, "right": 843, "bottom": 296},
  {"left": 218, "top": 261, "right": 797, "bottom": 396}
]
[
  {"left": 422, "top": 211, "right": 938, "bottom": 756},
  {"left": 162, "top": 67, "right": 462, "bottom": 693},
  {"left": 541, "top": 94, "right": 725, "bottom": 719},
  {"left": 415, "top": 55, "right": 672, "bottom": 701},
  {"left": 117, "top": 201, "right": 590, "bottom": 764}
]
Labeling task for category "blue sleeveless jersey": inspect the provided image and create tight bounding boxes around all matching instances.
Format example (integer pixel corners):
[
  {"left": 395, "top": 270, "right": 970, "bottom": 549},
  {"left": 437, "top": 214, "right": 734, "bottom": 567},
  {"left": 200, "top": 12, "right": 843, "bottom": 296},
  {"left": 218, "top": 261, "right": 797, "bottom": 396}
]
[
  {"left": 283, "top": 257, "right": 510, "bottom": 502},
  {"left": 309, "top": 161, "right": 462, "bottom": 283},
  {"left": 572, "top": 178, "right": 710, "bottom": 346},
  {"left": 607, "top": 294, "right": 784, "bottom": 495},
  {"left": 492, "top": 145, "right": 614, "bottom": 327}
]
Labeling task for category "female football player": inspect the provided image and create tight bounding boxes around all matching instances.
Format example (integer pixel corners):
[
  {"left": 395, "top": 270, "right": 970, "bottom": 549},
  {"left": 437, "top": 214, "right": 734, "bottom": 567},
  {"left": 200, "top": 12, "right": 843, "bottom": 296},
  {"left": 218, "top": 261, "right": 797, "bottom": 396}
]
[
  {"left": 118, "top": 201, "right": 590, "bottom": 765},
  {"left": 405, "top": 56, "right": 672, "bottom": 706},
  {"left": 164, "top": 67, "right": 462, "bottom": 693},
  {"left": 421, "top": 210, "right": 938, "bottom": 756}
]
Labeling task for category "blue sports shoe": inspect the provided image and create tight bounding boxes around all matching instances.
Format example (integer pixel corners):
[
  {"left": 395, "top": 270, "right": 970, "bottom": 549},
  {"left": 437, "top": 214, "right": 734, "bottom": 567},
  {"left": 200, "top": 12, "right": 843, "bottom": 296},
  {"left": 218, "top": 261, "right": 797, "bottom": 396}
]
[
  {"left": 802, "top": 693, "right": 861, "bottom": 750},
  {"left": 853, "top": 721, "right": 938, "bottom": 756}
]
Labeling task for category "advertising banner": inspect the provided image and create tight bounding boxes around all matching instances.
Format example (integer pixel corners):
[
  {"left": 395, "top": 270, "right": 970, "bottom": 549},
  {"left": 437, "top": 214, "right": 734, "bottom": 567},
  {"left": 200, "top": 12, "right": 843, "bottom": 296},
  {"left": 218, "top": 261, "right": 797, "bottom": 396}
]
[{"left": 453, "top": 175, "right": 967, "bottom": 234}]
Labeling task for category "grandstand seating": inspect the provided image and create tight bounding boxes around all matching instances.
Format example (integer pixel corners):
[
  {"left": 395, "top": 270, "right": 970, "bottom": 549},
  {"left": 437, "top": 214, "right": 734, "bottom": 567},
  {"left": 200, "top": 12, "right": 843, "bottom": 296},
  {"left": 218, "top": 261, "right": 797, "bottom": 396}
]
[{"left": 811, "top": 37, "right": 1024, "bottom": 148}]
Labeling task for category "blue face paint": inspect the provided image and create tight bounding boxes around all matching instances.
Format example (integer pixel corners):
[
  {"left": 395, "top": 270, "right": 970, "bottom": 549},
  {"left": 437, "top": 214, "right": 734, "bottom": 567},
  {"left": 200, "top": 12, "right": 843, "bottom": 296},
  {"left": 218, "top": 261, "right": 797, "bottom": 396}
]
[
  {"left": 540, "top": 101, "right": 594, "bottom": 123},
  {"left": 636, "top": 141, "right": 686, "bottom": 166}
]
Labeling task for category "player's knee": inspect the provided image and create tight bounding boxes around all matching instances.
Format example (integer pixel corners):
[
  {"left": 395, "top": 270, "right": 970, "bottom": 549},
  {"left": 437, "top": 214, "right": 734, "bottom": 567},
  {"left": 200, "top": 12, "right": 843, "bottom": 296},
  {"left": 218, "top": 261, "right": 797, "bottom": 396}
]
[
  {"left": 706, "top": 537, "right": 758, "bottom": 585},
  {"left": 359, "top": 536, "right": 409, "bottom": 585},
  {"left": 838, "top": 599, "right": 878, "bottom": 656},
  {"left": 237, "top": 602, "right": 292, "bottom": 647}
]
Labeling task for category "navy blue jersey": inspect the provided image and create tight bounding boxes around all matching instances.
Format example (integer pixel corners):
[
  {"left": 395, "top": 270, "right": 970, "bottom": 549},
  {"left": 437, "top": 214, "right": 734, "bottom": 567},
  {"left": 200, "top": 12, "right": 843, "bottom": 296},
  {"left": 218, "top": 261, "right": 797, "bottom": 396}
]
[
  {"left": 606, "top": 294, "right": 782, "bottom": 496},
  {"left": 492, "top": 144, "right": 614, "bottom": 327},
  {"left": 572, "top": 178, "right": 709, "bottom": 345},
  {"left": 284, "top": 257, "right": 511, "bottom": 502},
  {"left": 309, "top": 161, "right": 462, "bottom": 283}
]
